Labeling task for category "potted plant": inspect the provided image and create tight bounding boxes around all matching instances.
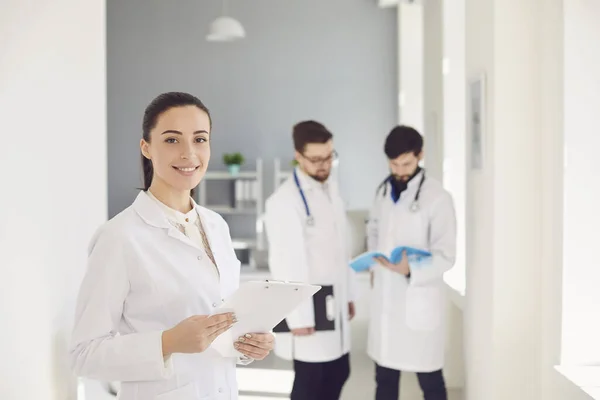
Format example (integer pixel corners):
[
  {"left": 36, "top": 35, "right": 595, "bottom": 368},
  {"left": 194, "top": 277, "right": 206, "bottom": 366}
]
[{"left": 223, "top": 152, "right": 245, "bottom": 175}]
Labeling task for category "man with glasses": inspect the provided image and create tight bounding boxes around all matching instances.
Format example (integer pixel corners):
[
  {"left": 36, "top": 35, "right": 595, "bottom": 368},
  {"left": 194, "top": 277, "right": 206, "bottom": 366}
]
[{"left": 264, "top": 120, "right": 355, "bottom": 400}]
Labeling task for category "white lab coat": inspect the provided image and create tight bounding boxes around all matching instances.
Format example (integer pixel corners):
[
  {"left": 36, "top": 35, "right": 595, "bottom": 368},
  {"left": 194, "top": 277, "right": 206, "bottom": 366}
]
[
  {"left": 69, "top": 191, "right": 248, "bottom": 400},
  {"left": 367, "top": 171, "right": 456, "bottom": 372},
  {"left": 264, "top": 167, "right": 355, "bottom": 363}
]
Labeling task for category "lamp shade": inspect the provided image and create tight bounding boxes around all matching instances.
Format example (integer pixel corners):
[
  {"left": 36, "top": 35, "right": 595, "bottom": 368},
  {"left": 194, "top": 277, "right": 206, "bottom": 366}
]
[{"left": 206, "top": 16, "right": 246, "bottom": 42}]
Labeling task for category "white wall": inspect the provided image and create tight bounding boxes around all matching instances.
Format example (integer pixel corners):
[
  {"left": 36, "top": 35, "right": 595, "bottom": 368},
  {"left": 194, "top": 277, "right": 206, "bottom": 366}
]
[
  {"left": 464, "top": 0, "right": 542, "bottom": 398},
  {"left": 0, "top": 1, "right": 107, "bottom": 399},
  {"left": 423, "top": 0, "right": 444, "bottom": 181},
  {"left": 538, "top": 0, "right": 567, "bottom": 398},
  {"left": 464, "top": 0, "right": 594, "bottom": 399},
  {"left": 561, "top": 0, "right": 600, "bottom": 367},
  {"left": 463, "top": 0, "right": 496, "bottom": 388},
  {"left": 440, "top": 0, "right": 466, "bottom": 295},
  {"left": 397, "top": 3, "right": 424, "bottom": 133},
  {"left": 422, "top": 0, "right": 466, "bottom": 390}
]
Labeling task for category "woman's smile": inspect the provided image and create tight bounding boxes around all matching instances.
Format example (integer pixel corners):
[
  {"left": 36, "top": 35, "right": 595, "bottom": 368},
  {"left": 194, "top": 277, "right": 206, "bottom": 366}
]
[{"left": 173, "top": 165, "right": 200, "bottom": 176}]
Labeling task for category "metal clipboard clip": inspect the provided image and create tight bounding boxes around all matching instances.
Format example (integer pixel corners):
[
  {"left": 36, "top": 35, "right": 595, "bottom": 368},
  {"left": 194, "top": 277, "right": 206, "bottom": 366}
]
[{"left": 263, "top": 279, "right": 304, "bottom": 290}]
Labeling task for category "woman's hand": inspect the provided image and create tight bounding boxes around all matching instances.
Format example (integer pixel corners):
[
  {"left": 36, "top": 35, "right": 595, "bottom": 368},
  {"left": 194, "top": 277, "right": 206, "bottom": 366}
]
[
  {"left": 162, "top": 312, "right": 236, "bottom": 357},
  {"left": 234, "top": 332, "right": 275, "bottom": 360},
  {"left": 291, "top": 327, "right": 315, "bottom": 336}
]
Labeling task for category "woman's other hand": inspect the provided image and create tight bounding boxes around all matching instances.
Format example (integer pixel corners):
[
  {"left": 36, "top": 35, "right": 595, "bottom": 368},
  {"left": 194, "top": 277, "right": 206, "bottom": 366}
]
[
  {"left": 233, "top": 332, "right": 275, "bottom": 360},
  {"left": 162, "top": 312, "right": 236, "bottom": 356}
]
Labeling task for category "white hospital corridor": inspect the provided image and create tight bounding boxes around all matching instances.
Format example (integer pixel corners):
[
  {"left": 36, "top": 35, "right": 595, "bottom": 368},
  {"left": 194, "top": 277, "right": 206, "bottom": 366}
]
[{"left": 1, "top": 0, "right": 599, "bottom": 399}]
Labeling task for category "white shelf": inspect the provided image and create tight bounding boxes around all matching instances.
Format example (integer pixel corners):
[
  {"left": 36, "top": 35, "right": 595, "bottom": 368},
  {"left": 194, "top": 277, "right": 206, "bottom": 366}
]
[
  {"left": 204, "top": 171, "right": 258, "bottom": 180},
  {"left": 197, "top": 158, "right": 265, "bottom": 255},
  {"left": 231, "top": 238, "right": 257, "bottom": 249},
  {"left": 210, "top": 206, "right": 257, "bottom": 215},
  {"left": 274, "top": 158, "right": 293, "bottom": 188}
]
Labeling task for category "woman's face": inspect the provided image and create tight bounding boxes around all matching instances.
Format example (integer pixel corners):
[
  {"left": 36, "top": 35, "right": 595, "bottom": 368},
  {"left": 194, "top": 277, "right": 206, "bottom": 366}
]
[{"left": 141, "top": 105, "right": 211, "bottom": 192}]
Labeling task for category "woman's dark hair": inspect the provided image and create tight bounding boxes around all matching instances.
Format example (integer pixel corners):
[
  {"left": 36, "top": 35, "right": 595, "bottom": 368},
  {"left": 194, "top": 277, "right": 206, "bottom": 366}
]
[
  {"left": 292, "top": 120, "right": 333, "bottom": 153},
  {"left": 384, "top": 125, "right": 423, "bottom": 159},
  {"left": 141, "top": 92, "right": 211, "bottom": 191}
]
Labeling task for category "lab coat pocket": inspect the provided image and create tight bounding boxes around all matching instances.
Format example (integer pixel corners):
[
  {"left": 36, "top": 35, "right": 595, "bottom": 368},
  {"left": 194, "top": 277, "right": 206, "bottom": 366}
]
[
  {"left": 155, "top": 383, "right": 201, "bottom": 400},
  {"left": 405, "top": 286, "right": 442, "bottom": 332}
]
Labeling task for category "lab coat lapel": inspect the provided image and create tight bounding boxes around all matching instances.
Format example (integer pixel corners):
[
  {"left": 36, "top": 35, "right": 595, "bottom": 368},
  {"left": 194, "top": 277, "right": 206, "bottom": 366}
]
[
  {"left": 329, "top": 182, "right": 348, "bottom": 256},
  {"left": 294, "top": 167, "right": 314, "bottom": 193},
  {"left": 379, "top": 191, "right": 397, "bottom": 251},
  {"left": 132, "top": 192, "right": 223, "bottom": 304},
  {"left": 132, "top": 191, "right": 199, "bottom": 249},
  {"left": 194, "top": 206, "right": 224, "bottom": 279}
]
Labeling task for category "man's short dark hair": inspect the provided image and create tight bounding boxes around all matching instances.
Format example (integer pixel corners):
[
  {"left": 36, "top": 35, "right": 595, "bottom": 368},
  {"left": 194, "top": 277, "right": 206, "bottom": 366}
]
[
  {"left": 384, "top": 125, "right": 423, "bottom": 159},
  {"left": 293, "top": 120, "right": 333, "bottom": 153}
]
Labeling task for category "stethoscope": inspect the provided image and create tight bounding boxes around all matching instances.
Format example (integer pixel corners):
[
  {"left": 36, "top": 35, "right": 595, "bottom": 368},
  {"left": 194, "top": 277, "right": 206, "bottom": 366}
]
[
  {"left": 293, "top": 169, "right": 315, "bottom": 226},
  {"left": 376, "top": 170, "right": 426, "bottom": 212}
]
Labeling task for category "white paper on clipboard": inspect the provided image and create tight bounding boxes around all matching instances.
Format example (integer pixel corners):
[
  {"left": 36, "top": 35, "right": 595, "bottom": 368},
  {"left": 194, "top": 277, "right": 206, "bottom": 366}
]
[{"left": 210, "top": 280, "right": 321, "bottom": 358}]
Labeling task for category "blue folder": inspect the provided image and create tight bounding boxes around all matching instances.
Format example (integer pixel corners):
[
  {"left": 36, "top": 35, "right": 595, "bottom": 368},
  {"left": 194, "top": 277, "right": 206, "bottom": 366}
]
[{"left": 349, "top": 246, "right": 432, "bottom": 272}]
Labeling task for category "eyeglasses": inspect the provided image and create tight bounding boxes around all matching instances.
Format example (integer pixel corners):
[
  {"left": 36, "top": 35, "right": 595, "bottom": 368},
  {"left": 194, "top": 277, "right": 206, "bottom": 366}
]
[{"left": 300, "top": 150, "right": 338, "bottom": 166}]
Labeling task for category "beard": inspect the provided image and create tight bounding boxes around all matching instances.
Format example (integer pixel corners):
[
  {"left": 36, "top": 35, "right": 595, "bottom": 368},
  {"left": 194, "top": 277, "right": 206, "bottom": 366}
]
[
  {"left": 310, "top": 169, "right": 330, "bottom": 182},
  {"left": 392, "top": 166, "right": 421, "bottom": 183},
  {"left": 394, "top": 174, "right": 412, "bottom": 182}
]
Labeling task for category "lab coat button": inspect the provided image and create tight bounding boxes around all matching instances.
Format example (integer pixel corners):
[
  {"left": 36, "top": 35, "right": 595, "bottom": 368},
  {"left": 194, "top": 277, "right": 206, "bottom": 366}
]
[
  {"left": 212, "top": 302, "right": 217, "bottom": 307},
  {"left": 197, "top": 255, "right": 202, "bottom": 260},
  {"left": 218, "top": 388, "right": 224, "bottom": 393}
]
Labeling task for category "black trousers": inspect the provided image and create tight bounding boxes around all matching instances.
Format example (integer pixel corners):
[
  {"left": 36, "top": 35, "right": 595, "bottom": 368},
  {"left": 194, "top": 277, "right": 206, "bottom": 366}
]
[
  {"left": 290, "top": 353, "right": 350, "bottom": 400},
  {"left": 375, "top": 363, "right": 447, "bottom": 400}
]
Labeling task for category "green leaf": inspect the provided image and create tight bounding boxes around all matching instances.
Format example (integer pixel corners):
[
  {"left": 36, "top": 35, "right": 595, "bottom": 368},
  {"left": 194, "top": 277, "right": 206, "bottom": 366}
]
[{"left": 223, "top": 152, "right": 245, "bottom": 165}]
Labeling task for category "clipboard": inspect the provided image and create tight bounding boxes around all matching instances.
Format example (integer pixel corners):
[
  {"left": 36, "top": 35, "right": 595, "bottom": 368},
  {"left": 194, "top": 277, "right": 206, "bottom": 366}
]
[
  {"left": 210, "top": 280, "right": 321, "bottom": 358},
  {"left": 272, "top": 284, "right": 335, "bottom": 332}
]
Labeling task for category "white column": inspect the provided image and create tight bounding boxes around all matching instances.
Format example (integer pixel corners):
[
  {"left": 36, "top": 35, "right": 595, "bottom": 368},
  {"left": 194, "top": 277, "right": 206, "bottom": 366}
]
[
  {"left": 561, "top": 0, "right": 600, "bottom": 366},
  {"left": 397, "top": 2, "right": 424, "bottom": 134},
  {"left": 0, "top": 1, "right": 107, "bottom": 399},
  {"left": 423, "top": 0, "right": 443, "bottom": 181},
  {"left": 536, "top": 2, "right": 593, "bottom": 398},
  {"left": 538, "top": 0, "right": 567, "bottom": 399},
  {"left": 440, "top": 0, "right": 466, "bottom": 296},
  {"left": 439, "top": 0, "right": 467, "bottom": 390},
  {"left": 463, "top": 0, "right": 495, "bottom": 395},
  {"left": 464, "top": 0, "right": 548, "bottom": 398}
]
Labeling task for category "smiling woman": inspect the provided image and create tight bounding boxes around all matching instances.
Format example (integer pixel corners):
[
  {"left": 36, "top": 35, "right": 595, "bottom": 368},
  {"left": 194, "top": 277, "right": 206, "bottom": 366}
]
[
  {"left": 68, "top": 92, "right": 275, "bottom": 400},
  {"left": 140, "top": 93, "right": 213, "bottom": 206}
]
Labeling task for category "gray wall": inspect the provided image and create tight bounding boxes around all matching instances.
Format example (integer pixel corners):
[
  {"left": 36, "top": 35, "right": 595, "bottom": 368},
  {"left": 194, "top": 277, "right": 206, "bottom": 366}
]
[{"left": 107, "top": 0, "right": 397, "bottom": 218}]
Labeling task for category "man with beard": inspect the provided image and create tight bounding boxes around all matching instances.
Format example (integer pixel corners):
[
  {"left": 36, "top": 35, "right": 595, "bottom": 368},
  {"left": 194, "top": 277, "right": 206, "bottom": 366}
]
[
  {"left": 264, "top": 120, "right": 355, "bottom": 400},
  {"left": 367, "top": 125, "right": 456, "bottom": 400}
]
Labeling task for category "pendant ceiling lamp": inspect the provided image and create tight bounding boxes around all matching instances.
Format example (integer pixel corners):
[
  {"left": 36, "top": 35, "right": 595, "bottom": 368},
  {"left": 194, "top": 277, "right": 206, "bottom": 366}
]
[{"left": 206, "top": 0, "right": 246, "bottom": 42}]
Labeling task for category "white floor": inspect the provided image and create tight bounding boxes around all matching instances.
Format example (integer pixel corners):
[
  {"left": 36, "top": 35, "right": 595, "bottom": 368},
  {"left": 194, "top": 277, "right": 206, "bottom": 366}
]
[
  {"left": 235, "top": 319, "right": 463, "bottom": 400},
  {"left": 84, "top": 320, "right": 462, "bottom": 400}
]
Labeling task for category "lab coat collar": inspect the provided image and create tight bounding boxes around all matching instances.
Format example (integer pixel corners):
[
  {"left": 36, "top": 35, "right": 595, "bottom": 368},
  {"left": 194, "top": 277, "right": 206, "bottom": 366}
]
[
  {"left": 380, "top": 169, "right": 424, "bottom": 202},
  {"left": 133, "top": 191, "right": 173, "bottom": 229},
  {"left": 386, "top": 168, "right": 424, "bottom": 191},
  {"left": 295, "top": 166, "right": 330, "bottom": 192},
  {"left": 146, "top": 190, "right": 199, "bottom": 227},
  {"left": 133, "top": 191, "right": 217, "bottom": 241},
  {"left": 406, "top": 168, "right": 425, "bottom": 190},
  {"left": 133, "top": 191, "right": 223, "bottom": 284}
]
